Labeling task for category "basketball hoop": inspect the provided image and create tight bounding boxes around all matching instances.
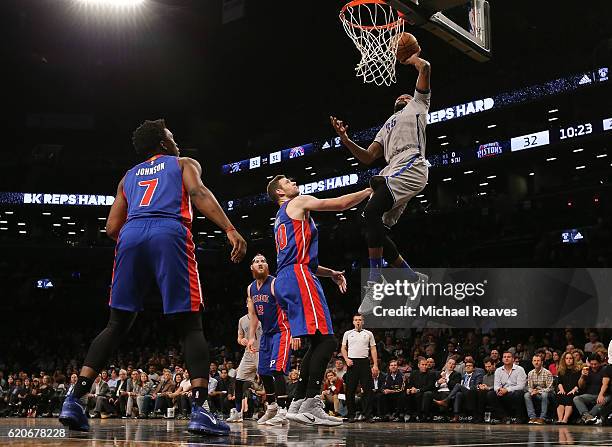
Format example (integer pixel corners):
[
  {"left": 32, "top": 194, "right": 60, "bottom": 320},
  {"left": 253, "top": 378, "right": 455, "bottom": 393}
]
[{"left": 339, "top": 0, "right": 404, "bottom": 86}]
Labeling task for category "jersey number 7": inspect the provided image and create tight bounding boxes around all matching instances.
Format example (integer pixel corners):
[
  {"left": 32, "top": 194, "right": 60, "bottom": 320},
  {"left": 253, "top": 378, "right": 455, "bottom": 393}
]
[{"left": 138, "top": 178, "right": 159, "bottom": 207}]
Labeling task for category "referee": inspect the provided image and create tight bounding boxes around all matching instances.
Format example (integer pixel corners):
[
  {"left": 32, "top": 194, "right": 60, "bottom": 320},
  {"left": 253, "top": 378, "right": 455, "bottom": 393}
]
[{"left": 341, "top": 313, "right": 378, "bottom": 423}]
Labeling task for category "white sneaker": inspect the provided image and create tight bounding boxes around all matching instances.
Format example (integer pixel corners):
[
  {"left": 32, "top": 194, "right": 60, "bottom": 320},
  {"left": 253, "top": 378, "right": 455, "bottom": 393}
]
[
  {"left": 359, "top": 276, "right": 388, "bottom": 315},
  {"left": 257, "top": 402, "right": 278, "bottom": 425},
  {"left": 405, "top": 272, "right": 428, "bottom": 307},
  {"left": 286, "top": 398, "right": 304, "bottom": 422},
  {"left": 226, "top": 408, "right": 243, "bottom": 423},
  {"left": 265, "top": 408, "right": 288, "bottom": 426},
  {"left": 293, "top": 397, "right": 343, "bottom": 426}
]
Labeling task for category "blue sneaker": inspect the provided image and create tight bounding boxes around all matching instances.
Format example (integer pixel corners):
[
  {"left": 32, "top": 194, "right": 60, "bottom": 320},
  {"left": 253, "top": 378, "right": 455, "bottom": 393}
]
[
  {"left": 59, "top": 394, "right": 89, "bottom": 431},
  {"left": 187, "top": 402, "right": 230, "bottom": 436}
]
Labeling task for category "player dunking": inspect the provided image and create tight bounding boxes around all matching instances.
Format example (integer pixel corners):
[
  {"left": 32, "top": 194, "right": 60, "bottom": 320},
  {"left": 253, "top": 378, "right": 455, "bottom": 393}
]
[
  {"left": 330, "top": 53, "right": 431, "bottom": 313},
  {"left": 266, "top": 175, "right": 371, "bottom": 425},
  {"left": 58, "top": 119, "right": 246, "bottom": 436},
  {"left": 244, "top": 254, "right": 291, "bottom": 426}
]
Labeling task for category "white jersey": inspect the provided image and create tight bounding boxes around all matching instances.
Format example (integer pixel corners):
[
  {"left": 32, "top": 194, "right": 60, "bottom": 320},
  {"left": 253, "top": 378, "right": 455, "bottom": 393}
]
[
  {"left": 374, "top": 89, "right": 431, "bottom": 170},
  {"left": 238, "top": 314, "right": 262, "bottom": 346}
]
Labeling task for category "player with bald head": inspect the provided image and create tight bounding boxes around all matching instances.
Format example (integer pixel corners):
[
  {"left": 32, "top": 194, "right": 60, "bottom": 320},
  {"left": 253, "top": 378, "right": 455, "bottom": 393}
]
[{"left": 330, "top": 53, "right": 432, "bottom": 314}]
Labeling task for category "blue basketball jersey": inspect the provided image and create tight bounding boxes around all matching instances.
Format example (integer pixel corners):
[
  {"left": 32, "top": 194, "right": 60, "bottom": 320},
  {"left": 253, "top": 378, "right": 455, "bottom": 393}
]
[
  {"left": 274, "top": 200, "right": 319, "bottom": 273},
  {"left": 122, "top": 154, "right": 192, "bottom": 227},
  {"left": 249, "top": 275, "right": 289, "bottom": 335}
]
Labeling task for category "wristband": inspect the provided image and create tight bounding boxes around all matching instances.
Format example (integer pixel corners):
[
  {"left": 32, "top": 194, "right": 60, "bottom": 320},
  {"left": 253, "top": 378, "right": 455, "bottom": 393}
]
[{"left": 225, "top": 227, "right": 236, "bottom": 233}]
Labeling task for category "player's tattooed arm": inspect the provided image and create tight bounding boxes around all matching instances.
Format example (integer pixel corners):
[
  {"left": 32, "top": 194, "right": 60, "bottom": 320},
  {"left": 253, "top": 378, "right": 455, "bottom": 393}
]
[
  {"left": 181, "top": 157, "right": 247, "bottom": 262},
  {"left": 106, "top": 176, "right": 128, "bottom": 241},
  {"left": 246, "top": 295, "right": 259, "bottom": 353},
  {"left": 403, "top": 53, "right": 431, "bottom": 92},
  {"left": 330, "top": 116, "right": 383, "bottom": 165}
]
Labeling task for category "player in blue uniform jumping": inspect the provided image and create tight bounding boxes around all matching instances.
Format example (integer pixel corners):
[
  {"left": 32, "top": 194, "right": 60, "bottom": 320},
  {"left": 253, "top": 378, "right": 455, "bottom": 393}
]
[
  {"left": 266, "top": 175, "right": 371, "bottom": 425},
  {"left": 244, "top": 254, "right": 291, "bottom": 426},
  {"left": 59, "top": 119, "right": 247, "bottom": 436}
]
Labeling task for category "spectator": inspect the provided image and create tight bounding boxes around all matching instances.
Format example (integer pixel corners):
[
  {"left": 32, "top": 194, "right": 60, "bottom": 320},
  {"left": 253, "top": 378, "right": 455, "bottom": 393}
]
[
  {"left": 148, "top": 365, "right": 160, "bottom": 383},
  {"left": 585, "top": 331, "right": 600, "bottom": 354},
  {"left": 136, "top": 372, "right": 155, "bottom": 419},
  {"left": 405, "top": 357, "right": 436, "bottom": 422},
  {"left": 107, "top": 369, "right": 129, "bottom": 418},
  {"left": 286, "top": 370, "right": 299, "bottom": 404},
  {"left": 549, "top": 351, "right": 561, "bottom": 376},
  {"left": 209, "top": 362, "right": 220, "bottom": 381},
  {"left": 226, "top": 361, "right": 237, "bottom": 379},
  {"left": 88, "top": 374, "right": 111, "bottom": 419},
  {"left": 524, "top": 355, "right": 554, "bottom": 424},
  {"left": 333, "top": 358, "right": 347, "bottom": 380},
  {"left": 433, "top": 358, "right": 460, "bottom": 410},
  {"left": 321, "top": 370, "right": 344, "bottom": 416},
  {"left": 488, "top": 351, "right": 527, "bottom": 423},
  {"left": 370, "top": 365, "right": 386, "bottom": 418},
  {"left": 107, "top": 368, "right": 119, "bottom": 392},
  {"left": 126, "top": 370, "right": 140, "bottom": 417},
  {"left": 475, "top": 357, "right": 496, "bottom": 423},
  {"left": 426, "top": 357, "right": 436, "bottom": 372},
  {"left": 152, "top": 369, "right": 175, "bottom": 417},
  {"left": 445, "top": 359, "right": 483, "bottom": 422},
  {"left": 381, "top": 360, "right": 405, "bottom": 422},
  {"left": 572, "top": 349, "right": 585, "bottom": 368},
  {"left": 574, "top": 354, "right": 611, "bottom": 424},
  {"left": 176, "top": 370, "right": 192, "bottom": 419},
  {"left": 211, "top": 368, "right": 234, "bottom": 417},
  {"left": 556, "top": 351, "right": 581, "bottom": 424}
]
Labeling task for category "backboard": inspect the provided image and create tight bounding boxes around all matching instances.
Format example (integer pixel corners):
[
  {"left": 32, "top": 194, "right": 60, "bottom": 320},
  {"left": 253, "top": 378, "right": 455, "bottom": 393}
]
[{"left": 387, "top": 0, "right": 492, "bottom": 62}]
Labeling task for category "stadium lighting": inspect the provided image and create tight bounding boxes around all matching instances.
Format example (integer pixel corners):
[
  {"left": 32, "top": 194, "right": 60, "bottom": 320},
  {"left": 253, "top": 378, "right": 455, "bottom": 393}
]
[
  {"left": 5, "top": 211, "right": 13, "bottom": 215},
  {"left": 440, "top": 142, "right": 449, "bottom": 146},
  {"left": 351, "top": 162, "right": 359, "bottom": 166},
  {"left": 97, "top": 217, "right": 106, "bottom": 220},
  {"left": 347, "top": 157, "right": 355, "bottom": 161},
  {"left": 266, "top": 175, "right": 273, "bottom": 180},
  {"left": 19, "top": 230, "right": 27, "bottom": 234},
  {"left": 207, "top": 235, "right": 215, "bottom": 238},
  {"left": 75, "top": 0, "right": 146, "bottom": 7},
  {"left": 198, "top": 232, "right": 207, "bottom": 235},
  {"left": 311, "top": 172, "right": 317, "bottom": 175},
  {"left": 214, "top": 230, "right": 222, "bottom": 234},
  {"left": 529, "top": 172, "right": 535, "bottom": 176},
  {"left": 67, "top": 222, "right": 76, "bottom": 225},
  {"left": 305, "top": 166, "right": 313, "bottom": 170},
  {"left": 548, "top": 117, "right": 558, "bottom": 121},
  {"left": 339, "top": 217, "right": 347, "bottom": 221},
  {"left": 241, "top": 215, "right": 249, "bottom": 219},
  {"left": 99, "top": 229, "right": 106, "bottom": 232},
  {"left": 196, "top": 216, "right": 205, "bottom": 220},
  {"left": 420, "top": 199, "right": 428, "bottom": 203},
  {"left": 546, "top": 157, "right": 557, "bottom": 161},
  {"left": 0, "top": 221, "right": 6, "bottom": 224},
  {"left": 42, "top": 212, "right": 51, "bottom": 216},
  {"left": 464, "top": 170, "right": 474, "bottom": 174},
  {"left": 573, "top": 148, "right": 584, "bottom": 153},
  {"left": 443, "top": 177, "right": 452, "bottom": 182},
  {"left": 437, "top": 135, "right": 447, "bottom": 139},
  {"left": 0, "top": 228, "right": 7, "bottom": 231},
  {"left": 479, "top": 182, "right": 488, "bottom": 186},
  {"left": 68, "top": 231, "right": 76, "bottom": 235},
  {"left": 53, "top": 224, "right": 61, "bottom": 227},
  {"left": 576, "top": 165, "right": 586, "bottom": 170},
  {"left": 479, "top": 192, "right": 487, "bottom": 196},
  {"left": 596, "top": 154, "right": 607, "bottom": 158},
  {"left": 350, "top": 207, "right": 357, "bottom": 211},
  {"left": 17, "top": 223, "right": 26, "bottom": 226},
  {"left": 486, "top": 175, "right": 496, "bottom": 179},
  {"left": 336, "top": 213, "right": 343, "bottom": 216},
  {"left": 548, "top": 109, "right": 559, "bottom": 113},
  {"left": 487, "top": 124, "right": 496, "bottom": 129},
  {"left": 62, "top": 216, "right": 71, "bottom": 220}
]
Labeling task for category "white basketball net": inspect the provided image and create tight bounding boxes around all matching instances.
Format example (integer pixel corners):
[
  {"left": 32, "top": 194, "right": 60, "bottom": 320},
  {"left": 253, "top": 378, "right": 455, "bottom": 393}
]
[{"left": 340, "top": 0, "right": 404, "bottom": 86}]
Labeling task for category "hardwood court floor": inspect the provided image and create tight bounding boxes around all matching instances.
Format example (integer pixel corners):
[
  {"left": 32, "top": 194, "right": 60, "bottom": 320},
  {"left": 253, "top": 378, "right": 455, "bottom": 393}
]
[{"left": 1, "top": 418, "right": 612, "bottom": 446}]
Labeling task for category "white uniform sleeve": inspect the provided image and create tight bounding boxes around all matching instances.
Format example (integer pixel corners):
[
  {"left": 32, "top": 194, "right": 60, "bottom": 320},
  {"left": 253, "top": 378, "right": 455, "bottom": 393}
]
[
  {"left": 413, "top": 89, "right": 431, "bottom": 111},
  {"left": 342, "top": 331, "right": 349, "bottom": 347},
  {"left": 368, "top": 331, "right": 376, "bottom": 347},
  {"left": 374, "top": 126, "right": 386, "bottom": 148}
]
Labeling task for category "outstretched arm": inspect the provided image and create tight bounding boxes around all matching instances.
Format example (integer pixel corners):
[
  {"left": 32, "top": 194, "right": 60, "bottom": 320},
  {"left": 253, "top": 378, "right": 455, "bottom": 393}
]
[
  {"left": 316, "top": 265, "right": 347, "bottom": 293},
  {"left": 402, "top": 53, "right": 431, "bottom": 93},
  {"left": 330, "top": 116, "right": 383, "bottom": 165},
  {"left": 181, "top": 157, "right": 247, "bottom": 263},
  {"left": 291, "top": 189, "right": 371, "bottom": 215}
]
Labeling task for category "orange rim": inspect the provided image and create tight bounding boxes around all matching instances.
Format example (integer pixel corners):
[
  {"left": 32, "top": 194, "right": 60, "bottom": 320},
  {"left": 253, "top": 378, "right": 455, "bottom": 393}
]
[{"left": 339, "top": 0, "right": 403, "bottom": 31}]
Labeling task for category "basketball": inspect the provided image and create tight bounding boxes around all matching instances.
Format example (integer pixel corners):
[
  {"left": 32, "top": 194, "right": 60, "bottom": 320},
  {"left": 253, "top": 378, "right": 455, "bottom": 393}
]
[{"left": 395, "top": 32, "right": 420, "bottom": 63}]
